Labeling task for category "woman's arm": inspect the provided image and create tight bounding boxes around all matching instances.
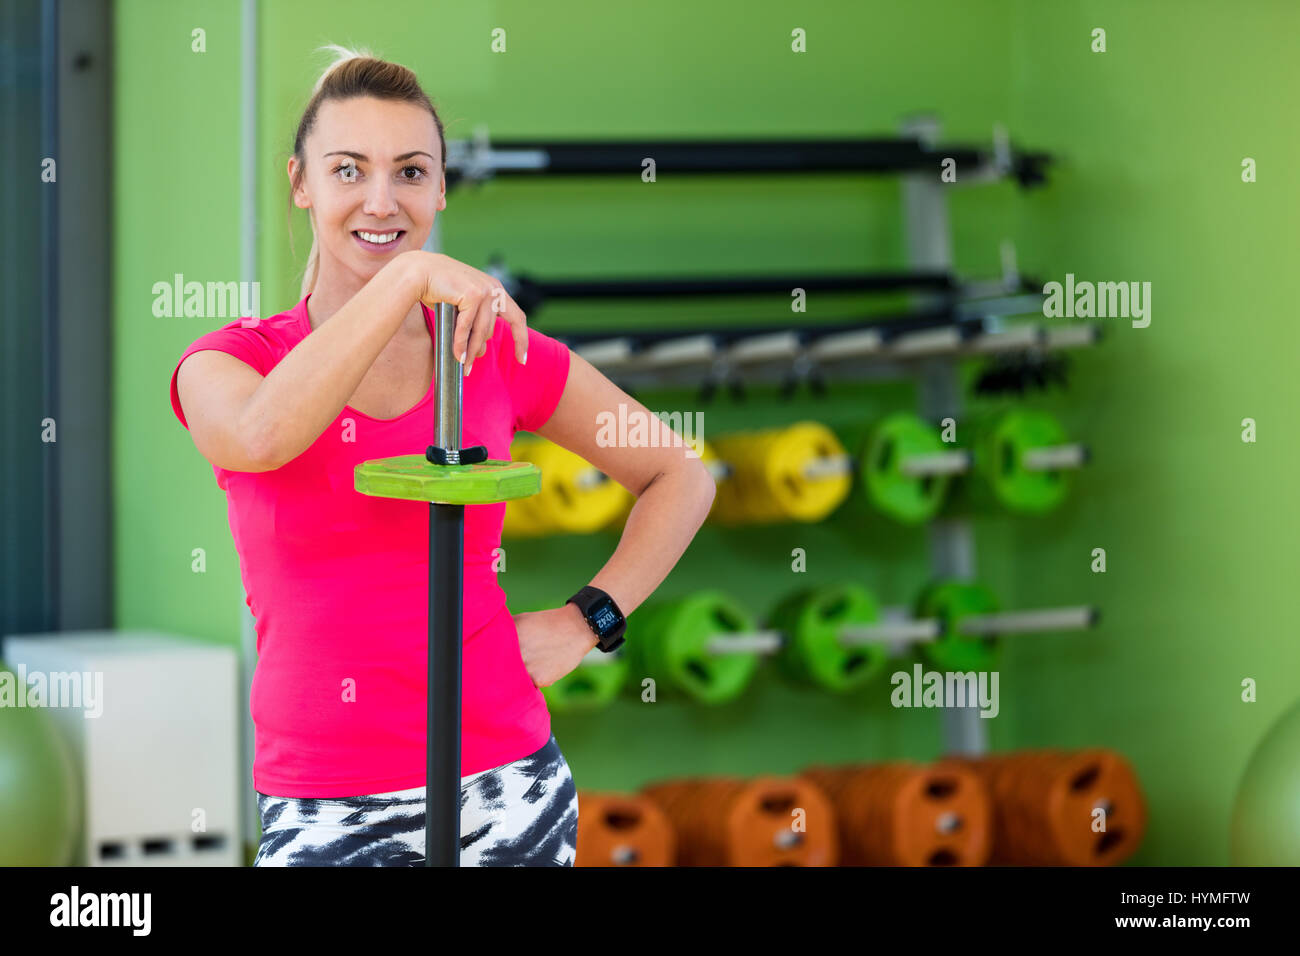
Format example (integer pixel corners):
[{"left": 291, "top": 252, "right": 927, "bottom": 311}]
[
  {"left": 249, "top": 251, "right": 527, "bottom": 470},
  {"left": 532, "top": 351, "right": 717, "bottom": 617},
  {"left": 244, "top": 255, "right": 419, "bottom": 469}
]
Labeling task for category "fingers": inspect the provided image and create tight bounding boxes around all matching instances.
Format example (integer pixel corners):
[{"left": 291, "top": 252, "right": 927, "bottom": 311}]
[
  {"left": 453, "top": 295, "right": 479, "bottom": 370},
  {"left": 450, "top": 279, "right": 490, "bottom": 370},
  {"left": 487, "top": 286, "right": 529, "bottom": 366},
  {"left": 486, "top": 286, "right": 512, "bottom": 364},
  {"left": 505, "top": 297, "right": 529, "bottom": 365},
  {"left": 465, "top": 282, "right": 527, "bottom": 376},
  {"left": 463, "top": 287, "right": 498, "bottom": 377},
  {"left": 442, "top": 261, "right": 528, "bottom": 376}
]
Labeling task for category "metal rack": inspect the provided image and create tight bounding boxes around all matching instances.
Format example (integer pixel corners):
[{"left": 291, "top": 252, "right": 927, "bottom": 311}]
[
  {"left": 433, "top": 119, "right": 1088, "bottom": 757},
  {"left": 444, "top": 127, "right": 1052, "bottom": 189},
  {"left": 906, "top": 114, "right": 991, "bottom": 756}
]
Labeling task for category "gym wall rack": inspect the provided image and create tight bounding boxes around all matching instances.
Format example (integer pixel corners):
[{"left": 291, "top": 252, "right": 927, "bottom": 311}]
[
  {"left": 426, "top": 116, "right": 1081, "bottom": 759},
  {"left": 443, "top": 126, "right": 1052, "bottom": 189},
  {"left": 479, "top": 257, "right": 1100, "bottom": 395}
]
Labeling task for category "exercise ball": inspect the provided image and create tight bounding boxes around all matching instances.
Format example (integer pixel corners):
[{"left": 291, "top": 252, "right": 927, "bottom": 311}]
[
  {"left": 1230, "top": 697, "right": 1300, "bottom": 864},
  {"left": 0, "top": 660, "right": 82, "bottom": 864}
]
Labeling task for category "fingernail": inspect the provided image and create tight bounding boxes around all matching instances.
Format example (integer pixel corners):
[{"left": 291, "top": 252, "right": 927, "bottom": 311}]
[
  {"left": 465, "top": 362, "right": 472, "bottom": 378},
  {"left": 459, "top": 350, "right": 466, "bottom": 364},
  {"left": 521, "top": 351, "right": 528, "bottom": 365}
]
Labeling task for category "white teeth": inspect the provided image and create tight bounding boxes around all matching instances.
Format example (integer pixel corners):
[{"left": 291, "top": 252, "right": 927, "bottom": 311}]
[{"left": 358, "top": 231, "right": 398, "bottom": 244}]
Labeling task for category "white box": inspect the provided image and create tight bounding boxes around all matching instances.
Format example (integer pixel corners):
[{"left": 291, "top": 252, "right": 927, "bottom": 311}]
[{"left": 2, "top": 630, "right": 241, "bottom": 866}]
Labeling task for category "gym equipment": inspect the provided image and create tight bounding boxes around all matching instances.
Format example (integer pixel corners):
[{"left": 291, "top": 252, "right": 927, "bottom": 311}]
[
  {"left": 446, "top": 132, "right": 1052, "bottom": 192},
  {"left": 501, "top": 435, "right": 630, "bottom": 537},
  {"left": 915, "top": 580, "right": 1097, "bottom": 672},
  {"left": 574, "top": 792, "right": 676, "bottom": 866},
  {"left": 1230, "top": 696, "right": 1300, "bottom": 864},
  {"left": 623, "top": 583, "right": 1095, "bottom": 705},
  {"left": 857, "top": 412, "right": 970, "bottom": 524},
  {"left": 500, "top": 438, "right": 550, "bottom": 538},
  {"left": 641, "top": 775, "right": 838, "bottom": 866},
  {"left": 563, "top": 315, "right": 1101, "bottom": 394},
  {"left": 541, "top": 647, "right": 630, "bottom": 713},
  {"left": 765, "top": 584, "right": 892, "bottom": 693},
  {"left": 951, "top": 408, "right": 1088, "bottom": 515},
  {"left": 0, "top": 661, "right": 81, "bottom": 865},
  {"left": 497, "top": 266, "right": 958, "bottom": 314},
  {"left": 802, "top": 760, "right": 991, "bottom": 866},
  {"left": 622, "top": 591, "right": 767, "bottom": 705},
  {"left": 915, "top": 581, "right": 1001, "bottom": 672},
  {"left": 621, "top": 585, "right": 899, "bottom": 702},
  {"left": 972, "top": 350, "right": 1073, "bottom": 397},
  {"left": 709, "top": 421, "right": 854, "bottom": 525},
  {"left": 850, "top": 408, "right": 1084, "bottom": 523},
  {"left": 355, "top": 302, "right": 542, "bottom": 868},
  {"left": 662, "top": 410, "right": 1082, "bottom": 528},
  {"left": 949, "top": 748, "right": 1146, "bottom": 865}
]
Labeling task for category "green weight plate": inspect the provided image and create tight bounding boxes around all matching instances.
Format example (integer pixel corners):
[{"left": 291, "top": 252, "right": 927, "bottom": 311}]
[
  {"left": 626, "top": 591, "right": 760, "bottom": 705},
  {"left": 622, "top": 599, "right": 676, "bottom": 696},
  {"left": 542, "top": 653, "right": 630, "bottom": 713},
  {"left": 355, "top": 455, "right": 541, "bottom": 505},
  {"left": 979, "top": 409, "right": 1070, "bottom": 515},
  {"left": 861, "top": 412, "right": 952, "bottom": 524},
  {"left": 768, "top": 583, "right": 889, "bottom": 692},
  {"left": 916, "top": 581, "right": 1000, "bottom": 672}
]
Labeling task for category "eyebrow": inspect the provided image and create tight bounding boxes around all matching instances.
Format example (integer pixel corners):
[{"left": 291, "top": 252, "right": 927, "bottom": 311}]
[{"left": 322, "top": 150, "right": 438, "bottom": 163}]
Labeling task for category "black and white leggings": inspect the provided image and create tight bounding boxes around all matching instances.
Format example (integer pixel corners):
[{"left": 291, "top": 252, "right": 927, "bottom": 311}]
[{"left": 253, "top": 734, "right": 578, "bottom": 866}]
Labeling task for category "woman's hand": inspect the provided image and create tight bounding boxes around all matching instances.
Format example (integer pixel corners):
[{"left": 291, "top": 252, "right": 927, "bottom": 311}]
[
  {"left": 514, "top": 603, "right": 600, "bottom": 688},
  {"left": 399, "top": 250, "right": 529, "bottom": 377}
]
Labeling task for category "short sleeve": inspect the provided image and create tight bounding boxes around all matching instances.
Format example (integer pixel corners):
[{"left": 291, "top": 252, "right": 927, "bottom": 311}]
[
  {"left": 495, "top": 317, "right": 571, "bottom": 434},
  {"left": 170, "top": 321, "right": 279, "bottom": 429}
]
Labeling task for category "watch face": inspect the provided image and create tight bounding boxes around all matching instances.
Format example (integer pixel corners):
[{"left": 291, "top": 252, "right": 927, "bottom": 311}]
[{"left": 589, "top": 597, "right": 624, "bottom": 637}]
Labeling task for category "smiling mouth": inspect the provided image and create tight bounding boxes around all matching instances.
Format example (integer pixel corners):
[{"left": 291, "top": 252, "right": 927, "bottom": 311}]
[{"left": 352, "top": 229, "right": 405, "bottom": 249}]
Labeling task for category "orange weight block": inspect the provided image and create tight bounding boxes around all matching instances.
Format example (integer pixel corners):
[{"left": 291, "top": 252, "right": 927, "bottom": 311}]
[
  {"left": 640, "top": 775, "right": 838, "bottom": 866},
  {"left": 575, "top": 792, "right": 676, "bottom": 867},
  {"left": 949, "top": 748, "right": 1147, "bottom": 866},
  {"left": 802, "top": 761, "right": 991, "bottom": 866}
]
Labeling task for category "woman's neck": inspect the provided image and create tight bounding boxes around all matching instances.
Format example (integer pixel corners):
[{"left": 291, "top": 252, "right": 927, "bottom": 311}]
[{"left": 306, "top": 260, "right": 424, "bottom": 335}]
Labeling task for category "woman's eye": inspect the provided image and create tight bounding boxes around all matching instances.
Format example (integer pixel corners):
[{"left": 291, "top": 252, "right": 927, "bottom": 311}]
[
  {"left": 401, "top": 165, "right": 427, "bottom": 181},
  {"left": 332, "top": 163, "right": 358, "bottom": 182}
]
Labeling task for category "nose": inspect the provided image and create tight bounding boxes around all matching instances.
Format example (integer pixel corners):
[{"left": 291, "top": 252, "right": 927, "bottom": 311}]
[{"left": 361, "top": 176, "right": 400, "bottom": 219}]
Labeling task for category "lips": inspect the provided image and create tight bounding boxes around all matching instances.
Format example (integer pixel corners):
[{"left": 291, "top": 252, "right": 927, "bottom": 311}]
[{"left": 352, "top": 229, "right": 405, "bottom": 252}]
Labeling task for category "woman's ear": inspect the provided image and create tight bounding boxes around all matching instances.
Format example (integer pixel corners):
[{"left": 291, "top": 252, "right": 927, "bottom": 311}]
[{"left": 288, "top": 156, "right": 311, "bottom": 210}]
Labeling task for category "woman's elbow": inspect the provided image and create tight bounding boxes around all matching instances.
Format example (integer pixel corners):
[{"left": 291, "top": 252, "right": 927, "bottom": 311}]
[
  {"left": 637, "top": 457, "right": 715, "bottom": 518},
  {"left": 692, "top": 458, "right": 717, "bottom": 516}
]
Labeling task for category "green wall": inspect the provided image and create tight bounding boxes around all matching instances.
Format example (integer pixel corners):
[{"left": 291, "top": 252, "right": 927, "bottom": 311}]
[
  {"left": 981, "top": 0, "right": 1300, "bottom": 866},
  {"left": 116, "top": 0, "right": 1299, "bottom": 864},
  {"left": 115, "top": 1, "right": 244, "bottom": 636}
]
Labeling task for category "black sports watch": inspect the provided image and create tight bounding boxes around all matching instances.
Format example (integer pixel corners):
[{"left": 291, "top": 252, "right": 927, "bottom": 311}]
[{"left": 566, "top": 586, "right": 627, "bottom": 653}]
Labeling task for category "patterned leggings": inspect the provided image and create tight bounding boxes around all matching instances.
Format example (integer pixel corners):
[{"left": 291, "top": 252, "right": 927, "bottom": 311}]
[{"left": 253, "top": 734, "right": 578, "bottom": 866}]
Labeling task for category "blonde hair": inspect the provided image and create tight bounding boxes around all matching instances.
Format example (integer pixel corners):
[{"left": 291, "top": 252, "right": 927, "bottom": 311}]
[{"left": 288, "top": 45, "right": 447, "bottom": 298}]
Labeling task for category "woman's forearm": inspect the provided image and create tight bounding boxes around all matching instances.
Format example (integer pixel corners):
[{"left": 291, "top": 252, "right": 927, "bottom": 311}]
[
  {"left": 244, "top": 253, "right": 422, "bottom": 469},
  {"left": 585, "top": 464, "right": 716, "bottom": 616}
]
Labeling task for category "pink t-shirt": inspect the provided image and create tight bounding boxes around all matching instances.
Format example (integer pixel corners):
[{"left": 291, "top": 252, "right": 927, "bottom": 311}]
[{"left": 169, "top": 294, "right": 571, "bottom": 797}]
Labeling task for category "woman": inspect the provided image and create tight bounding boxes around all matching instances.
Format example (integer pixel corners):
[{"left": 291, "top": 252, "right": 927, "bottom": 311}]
[{"left": 169, "top": 46, "right": 715, "bottom": 866}]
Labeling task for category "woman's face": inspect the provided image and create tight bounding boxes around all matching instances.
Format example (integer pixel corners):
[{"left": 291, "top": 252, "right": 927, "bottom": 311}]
[{"left": 290, "top": 95, "right": 445, "bottom": 283}]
